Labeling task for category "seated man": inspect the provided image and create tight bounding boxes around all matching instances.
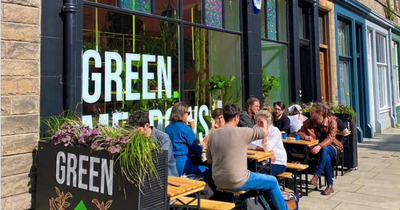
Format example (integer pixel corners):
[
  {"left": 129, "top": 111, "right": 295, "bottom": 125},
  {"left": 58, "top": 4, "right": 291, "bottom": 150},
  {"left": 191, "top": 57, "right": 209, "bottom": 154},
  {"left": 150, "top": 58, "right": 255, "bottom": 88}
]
[
  {"left": 273, "top": 101, "right": 291, "bottom": 134},
  {"left": 206, "top": 104, "right": 288, "bottom": 210},
  {"left": 128, "top": 110, "right": 179, "bottom": 177}
]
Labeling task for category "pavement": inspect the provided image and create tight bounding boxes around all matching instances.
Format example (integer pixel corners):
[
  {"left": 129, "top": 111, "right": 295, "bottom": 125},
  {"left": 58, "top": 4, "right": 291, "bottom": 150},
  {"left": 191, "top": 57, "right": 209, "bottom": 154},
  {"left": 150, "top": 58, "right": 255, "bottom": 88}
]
[{"left": 294, "top": 127, "right": 400, "bottom": 210}]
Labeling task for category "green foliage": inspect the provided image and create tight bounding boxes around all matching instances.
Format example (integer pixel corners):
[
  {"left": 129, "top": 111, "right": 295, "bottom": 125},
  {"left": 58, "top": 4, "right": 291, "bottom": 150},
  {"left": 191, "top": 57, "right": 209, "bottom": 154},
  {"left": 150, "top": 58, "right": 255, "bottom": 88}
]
[
  {"left": 262, "top": 74, "right": 280, "bottom": 102},
  {"left": 385, "top": 0, "right": 395, "bottom": 21},
  {"left": 118, "top": 131, "right": 160, "bottom": 190},
  {"left": 41, "top": 111, "right": 82, "bottom": 140},
  {"left": 331, "top": 104, "right": 356, "bottom": 119},
  {"left": 202, "top": 75, "right": 240, "bottom": 105}
]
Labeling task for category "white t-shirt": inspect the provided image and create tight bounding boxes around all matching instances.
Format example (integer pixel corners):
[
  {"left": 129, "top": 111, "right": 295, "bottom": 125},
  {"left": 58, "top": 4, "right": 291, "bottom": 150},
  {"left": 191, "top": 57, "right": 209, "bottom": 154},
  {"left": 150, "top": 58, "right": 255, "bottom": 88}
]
[
  {"left": 288, "top": 114, "right": 304, "bottom": 133},
  {"left": 248, "top": 125, "right": 287, "bottom": 166}
]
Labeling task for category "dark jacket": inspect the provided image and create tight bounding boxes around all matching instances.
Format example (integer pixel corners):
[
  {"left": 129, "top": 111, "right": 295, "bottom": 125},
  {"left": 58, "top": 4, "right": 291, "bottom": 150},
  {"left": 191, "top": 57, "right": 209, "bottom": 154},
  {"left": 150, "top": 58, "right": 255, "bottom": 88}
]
[
  {"left": 297, "top": 116, "right": 343, "bottom": 151},
  {"left": 273, "top": 113, "right": 291, "bottom": 134},
  {"left": 151, "top": 127, "right": 179, "bottom": 177},
  {"left": 238, "top": 111, "right": 254, "bottom": 128}
]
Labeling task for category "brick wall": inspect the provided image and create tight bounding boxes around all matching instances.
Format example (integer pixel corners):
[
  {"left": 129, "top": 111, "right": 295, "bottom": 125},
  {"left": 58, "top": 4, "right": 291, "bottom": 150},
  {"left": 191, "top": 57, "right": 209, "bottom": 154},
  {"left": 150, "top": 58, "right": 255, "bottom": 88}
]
[{"left": 1, "top": 0, "right": 40, "bottom": 208}]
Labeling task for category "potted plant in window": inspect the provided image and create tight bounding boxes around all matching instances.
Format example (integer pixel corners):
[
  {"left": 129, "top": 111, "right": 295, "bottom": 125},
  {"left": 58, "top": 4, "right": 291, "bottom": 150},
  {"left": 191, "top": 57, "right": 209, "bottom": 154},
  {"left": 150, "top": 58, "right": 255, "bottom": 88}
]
[
  {"left": 261, "top": 72, "right": 280, "bottom": 106},
  {"left": 201, "top": 75, "right": 240, "bottom": 108},
  {"left": 36, "top": 112, "right": 167, "bottom": 210}
]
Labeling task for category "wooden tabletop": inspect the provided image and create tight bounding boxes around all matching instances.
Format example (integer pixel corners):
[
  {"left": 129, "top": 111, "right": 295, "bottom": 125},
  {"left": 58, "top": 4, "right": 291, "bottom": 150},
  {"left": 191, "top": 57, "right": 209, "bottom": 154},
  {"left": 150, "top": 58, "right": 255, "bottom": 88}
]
[
  {"left": 167, "top": 176, "right": 206, "bottom": 200},
  {"left": 246, "top": 150, "right": 274, "bottom": 162},
  {"left": 282, "top": 138, "right": 319, "bottom": 147}
]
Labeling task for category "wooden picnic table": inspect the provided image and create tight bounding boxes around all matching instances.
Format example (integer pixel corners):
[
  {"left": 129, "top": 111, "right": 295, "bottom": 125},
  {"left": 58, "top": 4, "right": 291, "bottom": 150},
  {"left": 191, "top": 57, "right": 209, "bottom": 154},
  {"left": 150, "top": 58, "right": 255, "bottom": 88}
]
[
  {"left": 247, "top": 150, "right": 274, "bottom": 174},
  {"left": 167, "top": 176, "right": 206, "bottom": 209}
]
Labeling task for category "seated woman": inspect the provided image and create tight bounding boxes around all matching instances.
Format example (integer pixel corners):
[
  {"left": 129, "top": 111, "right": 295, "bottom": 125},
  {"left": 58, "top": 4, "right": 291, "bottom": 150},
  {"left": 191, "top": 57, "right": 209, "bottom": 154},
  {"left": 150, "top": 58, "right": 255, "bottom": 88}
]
[
  {"left": 287, "top": 104, "right": 307, "bottom": 136},
  {"left": 202, "top": 108, "right": 225, "bottom": 145},
  {"left": 248, "top": 109, "right": 287, "bottom": 176},
  {"left": 165, "top": 102, "right": 209, "bottom": 176}
]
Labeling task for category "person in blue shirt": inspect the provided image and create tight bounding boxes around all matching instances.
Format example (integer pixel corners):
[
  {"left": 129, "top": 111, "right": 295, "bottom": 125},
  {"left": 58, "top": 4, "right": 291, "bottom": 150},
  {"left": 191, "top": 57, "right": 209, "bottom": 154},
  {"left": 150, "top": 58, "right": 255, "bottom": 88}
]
[
  {"left": 165, "top": 101, "right": 209, "bottom": 176},
  {"left": 128, "top": 110, "right": 179, "bottom": 177}
]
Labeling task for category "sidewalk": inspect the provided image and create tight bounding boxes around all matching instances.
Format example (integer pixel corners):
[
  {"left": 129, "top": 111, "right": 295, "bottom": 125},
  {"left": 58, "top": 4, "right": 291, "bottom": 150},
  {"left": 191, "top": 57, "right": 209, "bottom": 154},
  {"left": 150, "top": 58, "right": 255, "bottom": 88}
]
[{"left": 298, "top": 127, "right": 400, "bottom": 210}]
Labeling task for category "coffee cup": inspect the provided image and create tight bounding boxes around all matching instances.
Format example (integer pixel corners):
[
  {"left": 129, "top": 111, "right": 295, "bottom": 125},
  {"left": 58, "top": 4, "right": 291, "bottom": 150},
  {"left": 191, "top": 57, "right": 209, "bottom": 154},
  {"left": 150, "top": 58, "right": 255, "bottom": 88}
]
[{"left": 188, "top": 120, "right": 195, "bottom": 130}]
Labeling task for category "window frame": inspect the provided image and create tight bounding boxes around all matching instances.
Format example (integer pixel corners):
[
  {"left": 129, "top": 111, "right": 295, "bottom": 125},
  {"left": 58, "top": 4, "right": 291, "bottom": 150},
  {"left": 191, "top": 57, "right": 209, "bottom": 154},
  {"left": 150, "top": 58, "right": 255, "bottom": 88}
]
[{"left": 375, "top": 33, "right": 389, "bottom": 109}]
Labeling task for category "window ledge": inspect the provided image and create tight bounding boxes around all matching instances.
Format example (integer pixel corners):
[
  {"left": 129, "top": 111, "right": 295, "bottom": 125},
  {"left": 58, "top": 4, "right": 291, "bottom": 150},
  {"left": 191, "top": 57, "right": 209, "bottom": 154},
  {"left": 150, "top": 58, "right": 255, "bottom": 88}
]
[{"left": 379, "top": 106, "right": 390, "bottom": 114}]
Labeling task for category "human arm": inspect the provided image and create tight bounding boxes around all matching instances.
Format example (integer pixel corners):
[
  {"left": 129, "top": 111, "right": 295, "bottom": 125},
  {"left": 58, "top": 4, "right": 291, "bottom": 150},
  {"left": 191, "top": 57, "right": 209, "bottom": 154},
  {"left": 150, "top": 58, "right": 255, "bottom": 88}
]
[
  {"left": 206, "top": 135, "right": 212, "bottom": 164},
  {"left": 185, "top": 127, "right": 204, "bottom": 155},
  {"left": 265, "top": 127, "right": 280, "bottom": 152},
  {"left": 297, "top": 119, "right": 315, "bottom": 141},
  {"left": 318, "top": 117, "right": 338, "bottom": 148}
]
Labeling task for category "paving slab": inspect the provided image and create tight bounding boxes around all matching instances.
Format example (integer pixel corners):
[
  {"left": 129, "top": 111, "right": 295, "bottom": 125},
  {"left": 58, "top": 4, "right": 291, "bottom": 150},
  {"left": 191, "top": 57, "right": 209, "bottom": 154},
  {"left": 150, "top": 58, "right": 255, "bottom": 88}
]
[
  {"left": 299, "top": 196, "right": 340, "bottom": 210},
  {"left": 329, "top": 191, "right": 400, "bottom": 209},
  {"left": 353, "top": 178, "right": 400, "bottom": 189},
  {"left": 356, "top": 185, "right": 400, "bottom": 199},
  {"left": 333, "top": 202, "right": 391, "bottom": 210},
  {"left": 345, "top": 170, "right": 378, "bottom": 179}
]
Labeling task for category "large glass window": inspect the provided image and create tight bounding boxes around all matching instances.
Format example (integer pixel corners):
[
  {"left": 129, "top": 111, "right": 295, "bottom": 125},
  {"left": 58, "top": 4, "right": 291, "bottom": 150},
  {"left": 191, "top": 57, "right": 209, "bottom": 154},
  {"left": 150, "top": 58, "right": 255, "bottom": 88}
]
[
  {"left": 376, "top": 34, "right": 388, "bottom": 108},
  {"left": 338, "top": 60, "right": 350, "bottom": 106},
  {"left": 155, "top": 0, "right": 179, "bottom": 18},
  {"left": 224, "top": 0, "right": 240, "bottom": 31},
  {"left": 261, "top": 41, "right": 289, "bottom": 106},
  {"left": 298, "top": 7, "right": 304, "bottom": 39},
  {"left": 392, "top": 41, "right": 400, "bottom": 105},
  {"left": 82, "top": 6, "right": 180, "bottom": 115},
  {"left": 183, "top": 25, "right": 242, "bottom": 108},
  {"left": 338, "top": 20, "right": 348, "bottom": 56}
]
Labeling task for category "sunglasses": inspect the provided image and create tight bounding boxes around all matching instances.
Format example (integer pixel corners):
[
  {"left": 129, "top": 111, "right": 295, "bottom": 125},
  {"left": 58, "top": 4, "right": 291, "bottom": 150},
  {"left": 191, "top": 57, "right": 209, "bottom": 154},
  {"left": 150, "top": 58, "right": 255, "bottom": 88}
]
[{"left": 186, "top": 111, "right": 190, "bottom": 115}]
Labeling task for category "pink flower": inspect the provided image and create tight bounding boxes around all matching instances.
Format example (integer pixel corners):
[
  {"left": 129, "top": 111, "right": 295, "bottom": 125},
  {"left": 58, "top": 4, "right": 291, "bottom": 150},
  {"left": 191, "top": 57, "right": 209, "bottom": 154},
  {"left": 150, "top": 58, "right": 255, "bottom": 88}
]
[{"left": 108, "top": 145, "right": 121, "bottom": 154}]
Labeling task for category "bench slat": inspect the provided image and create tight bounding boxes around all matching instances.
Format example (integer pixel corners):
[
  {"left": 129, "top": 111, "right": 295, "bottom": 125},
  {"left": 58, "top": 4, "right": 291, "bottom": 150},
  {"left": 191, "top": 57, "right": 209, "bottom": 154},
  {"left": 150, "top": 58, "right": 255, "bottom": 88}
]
[
  {"left": 172, "top": 197, "right": 235, "bottom": 210},
  {"left": 277, "top": 172, "right": 292, "bottom": 180},
  {"left": 286, "top": 162, "right": 309, "bottom": 171}
]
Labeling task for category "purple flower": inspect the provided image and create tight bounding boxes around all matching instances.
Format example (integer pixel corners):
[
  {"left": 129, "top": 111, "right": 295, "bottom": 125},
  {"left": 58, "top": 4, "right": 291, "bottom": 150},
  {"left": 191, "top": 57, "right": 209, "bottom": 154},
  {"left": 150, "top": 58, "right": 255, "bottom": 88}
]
[
  {"left": 108, "top": 145, "right": 121, "bottom": 154},
  {"left": 91, "top": 142, "right": 99, "bottom": 150},
  {"left": 78, "top": 136, "right": 86, "bottom": 144}
]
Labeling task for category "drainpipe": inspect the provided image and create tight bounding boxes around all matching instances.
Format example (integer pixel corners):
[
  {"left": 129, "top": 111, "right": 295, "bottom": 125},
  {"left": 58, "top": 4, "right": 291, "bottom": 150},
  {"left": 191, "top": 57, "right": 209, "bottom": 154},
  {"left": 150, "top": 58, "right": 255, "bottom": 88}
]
[{"left": 62, "top": 0, "right": 78, "bottom": 111}]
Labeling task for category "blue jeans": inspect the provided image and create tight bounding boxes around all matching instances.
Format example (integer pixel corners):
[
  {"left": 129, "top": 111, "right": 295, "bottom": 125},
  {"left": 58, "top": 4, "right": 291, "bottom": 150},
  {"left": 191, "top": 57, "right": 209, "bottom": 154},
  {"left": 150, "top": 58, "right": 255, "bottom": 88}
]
[
  {"left": 271, "top": 164, "right": 286, "bottom": 177},
  {"left": 227, "top": 172, "right": 288, "bottom": 210},
  {"left": 314, "top": 146, "right": 336, "bottom": 185}
]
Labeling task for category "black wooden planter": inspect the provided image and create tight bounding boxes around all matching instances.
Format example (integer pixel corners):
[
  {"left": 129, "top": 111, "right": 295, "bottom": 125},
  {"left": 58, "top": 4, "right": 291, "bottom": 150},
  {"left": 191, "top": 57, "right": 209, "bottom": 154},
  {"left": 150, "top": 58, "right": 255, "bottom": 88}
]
[{"left": 36, "top": 142, "right": 167, "bottom": 210}]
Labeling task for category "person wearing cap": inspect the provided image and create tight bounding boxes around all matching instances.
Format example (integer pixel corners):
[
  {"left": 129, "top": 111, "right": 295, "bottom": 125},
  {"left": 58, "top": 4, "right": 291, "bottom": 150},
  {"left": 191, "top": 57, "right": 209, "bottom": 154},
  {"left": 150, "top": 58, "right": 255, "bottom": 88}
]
[
  {"left": 287, "top": 104, "right": 308, "bottom": 136},
  {"left": 272, "top": 101, "right": 291, "bottom": 134}
]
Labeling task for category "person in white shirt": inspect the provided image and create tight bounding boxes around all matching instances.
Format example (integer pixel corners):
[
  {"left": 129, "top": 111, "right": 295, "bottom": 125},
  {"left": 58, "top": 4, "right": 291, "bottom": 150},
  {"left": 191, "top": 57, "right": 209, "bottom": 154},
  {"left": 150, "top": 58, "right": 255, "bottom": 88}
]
[
  {"left": 287, "top": 104, "right": 308, "bottom": 136},
  {"left": 248, "top": 109, "right": 287, "bottom": 176}
]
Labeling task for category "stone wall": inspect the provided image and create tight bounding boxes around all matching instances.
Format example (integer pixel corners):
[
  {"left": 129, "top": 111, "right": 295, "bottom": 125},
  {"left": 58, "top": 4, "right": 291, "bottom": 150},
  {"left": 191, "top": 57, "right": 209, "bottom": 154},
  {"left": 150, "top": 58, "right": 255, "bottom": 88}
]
[
  {"left": 1, "top": 0, "right": 40, "bottom": 208},
  {"left": 358, "top": 0, "right": 400, "bottom": 26}
]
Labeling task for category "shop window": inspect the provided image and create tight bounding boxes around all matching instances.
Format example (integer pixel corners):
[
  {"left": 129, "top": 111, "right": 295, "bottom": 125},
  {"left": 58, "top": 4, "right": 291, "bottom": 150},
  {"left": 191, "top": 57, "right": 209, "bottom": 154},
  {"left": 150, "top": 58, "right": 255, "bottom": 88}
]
[
  {"left": 376, "top": 34, "right": 388, "bottom": 108},
  {"left": 261, "top": 0, "right": 286, "bottom": 41},
  {"left": 266, "top": 0, "right": 277, "bottom": 40},
  {"left": 183, "top": 0, "right": 203, "bottom": 24},
  {"left": 392, "top": 41, "right": 400, "bottom": 105},
  {"left": 121, "top": 0, "right": 151, "bottom": 13},
  {"left": 224, "top": 0, "right": 240, "bottom": 31},
  {"left": 182, "top": 25, "right": 242, "bottom": 108},
  {"left": 261, "top": 41, "right": 289, "bottom": 106},
  {"left": 338, "top": 60, "right": 350, "bottom": 106},
  {"left": 82, "top": 6, "right": 180, "bottom": 116},
  {"left": 155, "top": 0, "right": 179, "bottom": 19},
  {"left": 338, "top": 20, "right": 348, "bottom": 56},
  {"left": 205, "top": 0, "right": 223, "bottom": 28}
]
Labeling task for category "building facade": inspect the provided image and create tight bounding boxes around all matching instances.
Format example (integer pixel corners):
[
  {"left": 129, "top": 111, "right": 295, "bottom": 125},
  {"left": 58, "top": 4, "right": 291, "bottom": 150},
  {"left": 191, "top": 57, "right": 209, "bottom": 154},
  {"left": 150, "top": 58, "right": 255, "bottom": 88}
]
[{"left": 3, "top": 0, "right": 400, "bottom": 208}]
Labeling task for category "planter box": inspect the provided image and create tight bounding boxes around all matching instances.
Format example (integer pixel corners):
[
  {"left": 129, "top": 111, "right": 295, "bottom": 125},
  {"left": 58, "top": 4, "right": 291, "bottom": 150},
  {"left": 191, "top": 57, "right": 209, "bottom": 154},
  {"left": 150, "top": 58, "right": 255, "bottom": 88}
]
[{"left": 36, "top": 142, "right": 167, "bottom": 210}]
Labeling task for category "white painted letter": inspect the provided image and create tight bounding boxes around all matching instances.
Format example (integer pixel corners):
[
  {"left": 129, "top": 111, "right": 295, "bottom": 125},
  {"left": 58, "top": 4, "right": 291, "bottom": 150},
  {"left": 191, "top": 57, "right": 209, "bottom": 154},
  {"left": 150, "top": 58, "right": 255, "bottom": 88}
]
[
  {"left": 142, "top": 55, "right": 156, "bottom": 99},
  {"left": 112, "top": 112, "right": 129, "bottom": 127},
  {"left": 105, "top": 52, "right": 123, "bottom": 102},
  {"left": 157, "top": 56, "right": 172, "bottom": 99},
  {"left": 199, "top": 105, "right": 210, "bottom": 140},
  {"left": 56, "top": 151, "right": 66, "bottom": 185},
  {"left": 101, "top": 159, "right": 114, "bottom": 196},
  {"left": 66, "top": 153, "right": 77, "bottom": 187},
  {"left": 149, "top": 109, "right": 164, "bottom": 130},
  {"left": 78, "top": 155, "right": 88, "bottom": 190},
  {"left": 125, "top": 53, "right": 141, "bottom": 101},
  {"left": 82, "top": 50, "right": 102, "bottom": 103},
  {"left": 89, "top": 157, "right": 100, "bottom": 193}
]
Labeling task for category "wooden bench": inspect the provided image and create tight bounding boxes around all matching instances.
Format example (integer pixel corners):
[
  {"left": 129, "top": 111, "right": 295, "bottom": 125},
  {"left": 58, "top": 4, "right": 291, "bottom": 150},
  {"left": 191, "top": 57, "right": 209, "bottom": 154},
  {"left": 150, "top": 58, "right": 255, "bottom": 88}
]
[
  {"left": 286, "top": 163, "right": 309, "bottom": 196},
  {"left": 277, "top": 172, "right": 293, "bottom": 190},
  {"left": 172, "top": 197, "right": 235, "bottom": 210},
  {"left": 216, "top": 188, "right": 248, "bottom": 197}
]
